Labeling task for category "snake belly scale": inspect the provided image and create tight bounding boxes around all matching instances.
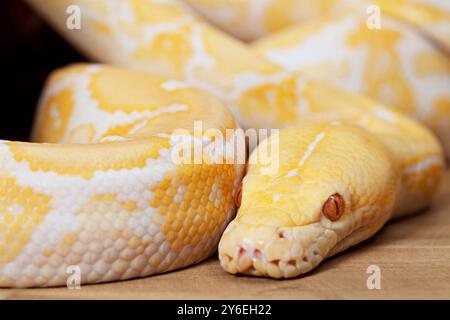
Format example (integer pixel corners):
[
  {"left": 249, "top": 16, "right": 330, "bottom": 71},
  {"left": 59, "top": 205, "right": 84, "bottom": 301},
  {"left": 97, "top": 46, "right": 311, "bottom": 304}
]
[{"left": 0, "top": 0, "right": 447, "bottom": 286}]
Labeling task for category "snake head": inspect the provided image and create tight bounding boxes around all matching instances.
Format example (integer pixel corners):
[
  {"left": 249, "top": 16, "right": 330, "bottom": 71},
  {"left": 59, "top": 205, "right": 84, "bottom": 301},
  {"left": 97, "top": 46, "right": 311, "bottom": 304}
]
[{"left": 219, "top": 123, "right": 399, "bottom": 278}]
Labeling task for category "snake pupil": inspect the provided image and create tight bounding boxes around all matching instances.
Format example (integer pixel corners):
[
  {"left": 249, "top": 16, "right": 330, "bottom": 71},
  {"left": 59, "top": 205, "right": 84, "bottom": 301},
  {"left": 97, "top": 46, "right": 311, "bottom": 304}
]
[
  {"left": 322, "top": 193, "right": 345, "bottom": 221},
  {"left": 235, "top": 183, "right": 243, "bottom": 208}
]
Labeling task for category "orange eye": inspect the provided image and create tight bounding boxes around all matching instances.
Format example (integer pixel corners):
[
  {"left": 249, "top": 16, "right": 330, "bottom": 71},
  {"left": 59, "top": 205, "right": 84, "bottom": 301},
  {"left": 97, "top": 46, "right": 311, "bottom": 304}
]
[{"left": 322, "top": 193, "right": 345, "bottom": 221}]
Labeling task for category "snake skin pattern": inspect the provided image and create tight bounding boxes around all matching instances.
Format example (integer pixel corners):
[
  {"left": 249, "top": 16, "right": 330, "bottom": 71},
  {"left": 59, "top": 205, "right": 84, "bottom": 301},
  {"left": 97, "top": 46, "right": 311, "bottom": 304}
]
[{"left": 0, "top": 0, "right": 447, "bottom": 285}]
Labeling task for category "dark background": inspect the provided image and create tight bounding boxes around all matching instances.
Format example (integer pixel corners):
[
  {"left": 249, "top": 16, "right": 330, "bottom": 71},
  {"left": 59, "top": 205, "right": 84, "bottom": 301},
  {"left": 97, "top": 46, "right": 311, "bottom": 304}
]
[{"left": 1, "top": 0, "right": 84, "bottom": 141}]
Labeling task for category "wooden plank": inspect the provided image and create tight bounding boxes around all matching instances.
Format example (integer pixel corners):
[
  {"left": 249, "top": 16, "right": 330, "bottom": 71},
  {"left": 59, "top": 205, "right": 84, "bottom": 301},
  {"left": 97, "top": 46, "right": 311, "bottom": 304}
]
[{"left": 1, "top": 171, "right": 449, "bottom": 300}]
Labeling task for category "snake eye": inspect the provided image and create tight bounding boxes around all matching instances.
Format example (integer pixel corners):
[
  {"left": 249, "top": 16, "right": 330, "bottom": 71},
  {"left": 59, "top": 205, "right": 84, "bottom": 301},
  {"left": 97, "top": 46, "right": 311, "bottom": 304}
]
[
  {"left": 322, "top": 193, "right": 345, "bottom": 221},
  {"left": 235, "top": 182, "right": 243, "bottom": 208}
]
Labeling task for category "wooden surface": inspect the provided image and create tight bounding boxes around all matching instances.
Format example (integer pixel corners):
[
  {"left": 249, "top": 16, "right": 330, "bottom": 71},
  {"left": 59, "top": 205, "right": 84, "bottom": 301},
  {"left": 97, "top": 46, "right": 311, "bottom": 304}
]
[{"left": 1, "top": 171, "right": 449, "bottom": 300}]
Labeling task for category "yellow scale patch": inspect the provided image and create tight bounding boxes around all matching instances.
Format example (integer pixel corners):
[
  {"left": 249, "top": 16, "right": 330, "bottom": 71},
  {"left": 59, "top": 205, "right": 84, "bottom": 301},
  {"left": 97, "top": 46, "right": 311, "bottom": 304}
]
[
  {"left": 40, "top": 162, "right": 237, "bottom": 273},
  {"left": 33, "top": 88, "right": 75, "bottom": 144},
  {"left": 0, "top": 177, "right": 51, "bottom": 266},
  {"left": 151, "top": 162, "right": 235, "bottom": 258},
  {"left": 237, "top": 77, "right": 301, "bottom": 127},
  {"left": 130, "top": 0, "right": 187, "bottom": 24},
  {"left": 89, "top": 66, "right": 191, "bottom": 114},
  {"left": 414, "top": 52, "right": 450, "bottom": 76},
  {"left": 202, "top": 29, "right": 279, "bottom": 78},
  {"left": 9, "top": 0, "right": 447, "bottom": 285},
  {"left": 89, "top": 194, "right": 138, "bottom": 213},
  {"left": 374, "top": 0, "right": 448, "bottom": 27},
  {"left": 262, "top": 0, "right": 341, "bottom": 33},
  {"left": 7, "top": 140, "right": 167, "bottom": 180},
  {"left": 402, "top": 164, "right": 443, "bottom": 198},
  {"left": 133, "top": 26, "right": 194, "bottom": 80},
  {"left": 346, "top": 22, "right": 415, "bottom": 115}
]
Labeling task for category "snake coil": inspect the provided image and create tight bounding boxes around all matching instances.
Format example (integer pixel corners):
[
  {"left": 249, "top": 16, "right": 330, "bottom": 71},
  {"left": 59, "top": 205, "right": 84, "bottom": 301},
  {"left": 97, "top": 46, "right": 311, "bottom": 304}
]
[{"left": 0, "top": 0, "right": 447, "bottom": 286}]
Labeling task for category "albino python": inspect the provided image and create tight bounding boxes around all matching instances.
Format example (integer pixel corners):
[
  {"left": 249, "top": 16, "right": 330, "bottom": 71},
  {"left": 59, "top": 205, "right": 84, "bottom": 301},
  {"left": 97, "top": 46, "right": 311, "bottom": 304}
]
[{"left": 0, "top": 0, "right": 447, "bottom": 286}]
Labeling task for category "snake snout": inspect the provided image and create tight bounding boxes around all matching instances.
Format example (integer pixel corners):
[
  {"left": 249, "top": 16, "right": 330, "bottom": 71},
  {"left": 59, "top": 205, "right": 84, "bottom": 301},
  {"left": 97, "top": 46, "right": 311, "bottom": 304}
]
[{"left": 218, "top": 221, "right": 337, "bottom": 278}]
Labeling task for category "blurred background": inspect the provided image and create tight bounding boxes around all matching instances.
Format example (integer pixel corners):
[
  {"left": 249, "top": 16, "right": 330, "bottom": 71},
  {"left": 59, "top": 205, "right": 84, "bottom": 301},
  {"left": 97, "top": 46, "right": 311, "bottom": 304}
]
[{"left": 1, "top": 0, "right": 84, "bottom": 141}]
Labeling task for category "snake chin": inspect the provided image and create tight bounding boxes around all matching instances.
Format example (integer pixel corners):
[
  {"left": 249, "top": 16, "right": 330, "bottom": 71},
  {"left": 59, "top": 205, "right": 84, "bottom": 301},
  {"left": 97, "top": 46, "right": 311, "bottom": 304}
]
[
  {"left": 218, "top": 205, "right": 392, "bottom": 279},
  {"left": 218, "top": 221, "right": 338, "bottom": 279}
]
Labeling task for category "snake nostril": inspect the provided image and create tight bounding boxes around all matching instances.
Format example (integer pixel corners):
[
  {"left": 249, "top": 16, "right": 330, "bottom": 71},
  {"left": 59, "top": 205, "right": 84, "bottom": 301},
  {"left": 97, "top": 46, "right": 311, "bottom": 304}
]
[
  {"left": 288, "top": 259, "right": 296, "bottom": 266},
  {"left": 238, "top": 247, "right": 246, "bottom": 257},
  {"left": 277, "top": 231, "right": 286, "bottom": 239},
  {"left": 302, "top": 257, "right": 309, "bottom": 263},
  {"left": 269, "top": 259, "right": 280, "bottom": 266}
]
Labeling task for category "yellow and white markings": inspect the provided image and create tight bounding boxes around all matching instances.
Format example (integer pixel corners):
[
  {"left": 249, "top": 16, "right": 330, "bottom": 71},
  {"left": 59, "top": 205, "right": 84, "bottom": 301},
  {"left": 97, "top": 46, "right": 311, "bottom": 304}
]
[
  {"left": 3, "top": 0, "right": 446, "bottom": 284},
  {"left": 219, "top": 121, "right": 442, "bottom": 278},
  {"left": 254, "top": 14, "right": 450, "bottom": 156},
  {"left": 0, "top": 64, "right": 244, "bottom": 287}
]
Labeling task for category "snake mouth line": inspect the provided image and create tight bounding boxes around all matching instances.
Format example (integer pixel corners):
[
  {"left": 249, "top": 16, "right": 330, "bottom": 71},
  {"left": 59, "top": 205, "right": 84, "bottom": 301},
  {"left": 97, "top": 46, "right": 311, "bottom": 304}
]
[
  {"left": 218, "top": 214, "right": 388, "bottom": 279},
  {"left": 220, "top": 247, "right": 323, "bottom": 279},
  {"left": 218, "top": 222, "right": 339, "bottom": 278}
]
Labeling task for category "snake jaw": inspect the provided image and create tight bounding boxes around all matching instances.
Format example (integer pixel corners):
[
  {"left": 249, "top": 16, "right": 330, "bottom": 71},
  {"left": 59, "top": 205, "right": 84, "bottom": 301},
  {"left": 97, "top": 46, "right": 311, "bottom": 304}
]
[
  {"left": 219, "top": 185, "right": 399, "bottom": 279},
  {"left": 218, "top": 221, "right": 338, "bottom": 278}
]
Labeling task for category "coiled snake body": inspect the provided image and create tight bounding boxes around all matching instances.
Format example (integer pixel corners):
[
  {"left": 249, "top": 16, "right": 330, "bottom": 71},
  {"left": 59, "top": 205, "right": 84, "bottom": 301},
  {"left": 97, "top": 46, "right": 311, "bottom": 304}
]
[{"left": 0, "top": 0, "right": 448, "bottom": 286}]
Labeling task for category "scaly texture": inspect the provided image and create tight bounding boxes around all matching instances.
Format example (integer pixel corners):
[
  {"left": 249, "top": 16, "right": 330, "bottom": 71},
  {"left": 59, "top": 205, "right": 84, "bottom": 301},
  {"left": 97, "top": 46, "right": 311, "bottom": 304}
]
[
  {"left": 185, "top": 0, "right": 450, "bottom": 155},
  {"left": 219, "top": 119, "right": 443, "bottom": 278},
  {"left": 254, "top": 12, "right": 450, "bottom": 157},
  {"left": 0, "top": 64, "right": 244, "bottom": 287},
  {"left": 185, "top": 0, "right": 450, "bottom": 49},
  {"left": 0, "top": 0, "right": 445, "bottom": 285},
  {"left": 26, "top": 0, "right": 450, "bottom": 157}
]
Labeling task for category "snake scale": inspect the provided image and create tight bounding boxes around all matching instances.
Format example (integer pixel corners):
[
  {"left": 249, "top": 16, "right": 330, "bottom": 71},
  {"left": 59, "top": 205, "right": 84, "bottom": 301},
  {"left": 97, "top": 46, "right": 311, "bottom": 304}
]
[{"left": 0, "top": 0, "right": 448, "bottom": 286}]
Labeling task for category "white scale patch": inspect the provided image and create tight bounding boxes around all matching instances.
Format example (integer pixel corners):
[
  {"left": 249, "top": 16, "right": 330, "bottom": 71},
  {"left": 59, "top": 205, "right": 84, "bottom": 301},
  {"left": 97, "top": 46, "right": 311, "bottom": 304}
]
[
  {"left": 6, "top": 204, "right": 25, "bottom": 217},
  {"left": 296, "top": 78, "right": 309, "bottom": 114},
  {"left": 44, "top": 66, "right": 189, "bottom": 142},
  {"left": 287, "top": 131, "right": 326, "bottom": 177},
  {"left": 373, "top": 108, "right": 397, "bottom": 123},
  {"left": 0, "top": 138, "right": 181, "bottom": 282},
  {"left": 246, "top": 0, "right": 274, "bottom": 37},
  {"left": 262, "top": 16, "right": 368, "bottom": 92},
  {"left": 392, "top": 18, "right": 450, "bottom": 118},
  {"left": 403, "top": 155, "right": 444, "bottom": 174},
  {"left": 230, "top": 70, "right": 292, "bottom": 101},
  {"left": 185, "top": 26, "right": 216, "bottom": 79},
  {"left": 49, "top": 103, "right": 62, "bottom": 129},
  {"left": 161, "top": 80, "right": 194, "bottom": 91}
]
